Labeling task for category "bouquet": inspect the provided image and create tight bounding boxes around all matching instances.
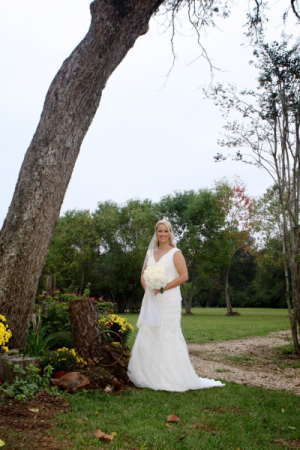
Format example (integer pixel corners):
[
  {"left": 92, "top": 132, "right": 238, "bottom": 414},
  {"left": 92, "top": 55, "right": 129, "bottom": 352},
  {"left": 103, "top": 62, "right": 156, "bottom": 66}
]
[{"left": 143, "top": 266, "right": 167, "bottom": 293}]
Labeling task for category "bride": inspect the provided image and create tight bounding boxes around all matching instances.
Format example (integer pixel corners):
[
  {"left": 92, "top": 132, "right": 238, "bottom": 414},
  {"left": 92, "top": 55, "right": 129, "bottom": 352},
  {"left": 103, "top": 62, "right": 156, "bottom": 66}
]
[{"left": 127, "top": 219, "right": 224, "bottom": 392}]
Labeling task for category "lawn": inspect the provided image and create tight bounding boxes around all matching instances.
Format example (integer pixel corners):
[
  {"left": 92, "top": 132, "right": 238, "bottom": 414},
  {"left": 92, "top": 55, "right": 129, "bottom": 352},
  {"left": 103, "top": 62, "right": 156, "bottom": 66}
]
[
  {"left": 3, "top": 308, "right": 298, "bottom": 449},
  {"left": 55, "top": 382, "right": 300, "bottom": 449},
  {"left": 122, "top": 308, "right": 291, "bottom": 349},
  {"left": 49, "top": 308, "right": 298, "bottom": 450}
]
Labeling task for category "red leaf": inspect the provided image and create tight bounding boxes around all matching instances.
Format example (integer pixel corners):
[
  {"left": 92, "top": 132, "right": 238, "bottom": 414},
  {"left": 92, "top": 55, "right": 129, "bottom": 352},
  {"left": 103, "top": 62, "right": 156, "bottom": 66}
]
[{"left": 62, "top": 402, "right": 70, "bottom": 407}]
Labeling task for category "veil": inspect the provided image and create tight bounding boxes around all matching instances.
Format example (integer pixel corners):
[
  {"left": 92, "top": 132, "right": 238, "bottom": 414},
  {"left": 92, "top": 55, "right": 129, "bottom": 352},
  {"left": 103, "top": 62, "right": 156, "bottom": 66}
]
[
  {"left": 141, "top": 220, "right": 177, "bottom": 273},
  {"left": 137, "top": 220, "right": 176, "bottom": 328}
]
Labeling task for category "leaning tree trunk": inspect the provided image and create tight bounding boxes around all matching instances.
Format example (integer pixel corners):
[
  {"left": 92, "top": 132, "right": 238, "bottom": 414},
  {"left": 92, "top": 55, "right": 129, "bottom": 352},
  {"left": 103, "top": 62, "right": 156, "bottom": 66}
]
[
  {"left": 0, "top": 0, "right": 163, "bottom": 347},
  {"left": 69, "top": 299, "right": 99, "bottom": 359}
]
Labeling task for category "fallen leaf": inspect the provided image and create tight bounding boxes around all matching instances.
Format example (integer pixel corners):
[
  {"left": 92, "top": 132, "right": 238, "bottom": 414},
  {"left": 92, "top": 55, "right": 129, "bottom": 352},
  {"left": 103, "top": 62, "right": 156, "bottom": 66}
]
[
  {"left": 95, "top": 411, "right": 100, "bottom": 415},
  {"left": 288, "top": 426, "right": 296, "bottom": 430},
  {"left": 95, "top": 430, "right": 105, "bottom": 439},
  {"left": 95, "top": 429, "right": 114, "bottom": 442},
  {"left": 62, "top": 402, "right": 70, "bottom": 407},
  {"left": 29, "top": 408, "right": 39, "bottom": 413},
  {"left": 165, "top": 424, "right": 172, "bottom": 428},
  {"left": 167, "top": 414, "right": 180, "bottom": 422},
  {"left": 111, "top": 432, "right": 117, "bottom": 436},
  {"left": 282, "top": 409, "right": 285, "bottom": 413},
  {"left": 0, "top": 440, "right": 5, "bottom": 447},
  {"left": 77, "top": 417, "right": 88, "bottom": 423},
  {"left": 178, "top": 435, "right": 187, "bottom": 441}
]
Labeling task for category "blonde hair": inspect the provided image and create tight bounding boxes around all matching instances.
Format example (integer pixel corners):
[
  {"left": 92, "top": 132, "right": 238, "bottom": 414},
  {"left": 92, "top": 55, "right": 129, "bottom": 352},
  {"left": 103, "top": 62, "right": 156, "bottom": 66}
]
[{"left": 152, "top": 219, "right": 176, "bottom": 249}]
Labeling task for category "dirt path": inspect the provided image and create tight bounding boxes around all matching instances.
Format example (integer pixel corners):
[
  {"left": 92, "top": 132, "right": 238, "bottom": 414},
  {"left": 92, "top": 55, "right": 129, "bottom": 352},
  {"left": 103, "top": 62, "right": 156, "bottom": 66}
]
[{"left": 188, "top": 331, "right": 300, "bottom": 395}]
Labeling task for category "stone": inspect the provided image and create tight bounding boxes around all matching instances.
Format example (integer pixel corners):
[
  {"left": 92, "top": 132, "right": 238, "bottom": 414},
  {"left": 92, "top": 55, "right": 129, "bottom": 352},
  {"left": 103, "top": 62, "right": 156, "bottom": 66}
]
[{"left": 56, "top": 371, "right": 90, "bottom": 392}]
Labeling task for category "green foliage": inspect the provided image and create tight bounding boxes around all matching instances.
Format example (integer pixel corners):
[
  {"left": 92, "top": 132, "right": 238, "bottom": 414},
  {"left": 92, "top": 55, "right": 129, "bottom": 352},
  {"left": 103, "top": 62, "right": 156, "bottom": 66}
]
[
  {"left": 47, "top": 331, "right": 73, "bottom": 350},
  {"left": 38, "top": 185, "right": 293, "bottom": 311},
  {"left": 37, "top": 296, "right": 71, "bottom": 335},
  {"left": 23, "top": 324, "right": 55, "bottom": 358},
  {"left": 40, "top": 347, "right": 87, "bottom": 372},
  {"left": 97, "top": 298, "right": 115, "bottom": 315},
  {"left": 0, "top": 363, "right": 58, "bottom": 401}
]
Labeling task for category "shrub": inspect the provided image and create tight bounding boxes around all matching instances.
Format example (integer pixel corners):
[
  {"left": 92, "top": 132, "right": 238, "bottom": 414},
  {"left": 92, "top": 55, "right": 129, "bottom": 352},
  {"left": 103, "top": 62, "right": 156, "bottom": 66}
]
[
  {"left": 47, "top": 331, "right": 73, "bottom": 350},
  {"left": 0, "top": 314, "right": 12, "bottom": 353},
  {"left": 97, "top": 297, "right": 115, "bottom": 315},
  {"left": 23, "top": 325, "right": 54, "bottom": 358},
  {"left": 36, "top": 290, "right": 116, "bottom": 337},
  {"left": 98, "top": 314, "right": 133, "bottom": 344},
  {"left": 41, "top": 347, "right": 87, "bottom": 372},
  {"left": 0, "top": 363, "right": 58, "bottom": 401},
  {"left": 37, "top": 296, "right": 71, "bottom": 335}
]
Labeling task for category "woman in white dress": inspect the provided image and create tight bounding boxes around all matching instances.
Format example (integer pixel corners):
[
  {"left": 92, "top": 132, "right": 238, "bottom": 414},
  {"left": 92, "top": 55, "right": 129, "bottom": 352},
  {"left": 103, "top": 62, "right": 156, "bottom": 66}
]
[{"left": 127, "top": 219, "right": 224, "bottom": 392}]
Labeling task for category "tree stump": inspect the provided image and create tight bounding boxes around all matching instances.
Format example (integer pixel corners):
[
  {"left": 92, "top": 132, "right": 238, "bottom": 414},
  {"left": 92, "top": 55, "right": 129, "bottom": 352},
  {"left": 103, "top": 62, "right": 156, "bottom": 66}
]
[
  {"left": 69, "top": 299, "right": 99, "bottom": 359},
  {"left": 0, "top": 355, "right": 40, "bottom": 383}
]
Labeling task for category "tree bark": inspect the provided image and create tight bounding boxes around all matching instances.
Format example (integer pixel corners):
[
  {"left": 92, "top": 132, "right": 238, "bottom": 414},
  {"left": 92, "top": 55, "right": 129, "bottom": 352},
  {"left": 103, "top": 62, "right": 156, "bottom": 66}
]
[
  {"left": 0, "top": 0, "right": 163, "bottom": 347},
  {"left": 69, "top": 299, "right": 99, "bottom": 359},
  {"left": 225, "top": 255, "right": 233, "bottom": 315}
]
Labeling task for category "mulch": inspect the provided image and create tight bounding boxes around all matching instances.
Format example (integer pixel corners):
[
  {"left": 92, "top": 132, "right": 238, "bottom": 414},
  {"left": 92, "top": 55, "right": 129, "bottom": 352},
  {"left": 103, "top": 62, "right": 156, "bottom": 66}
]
[{"left": 0, "top": 392, "right": 70, "bottom": 450}]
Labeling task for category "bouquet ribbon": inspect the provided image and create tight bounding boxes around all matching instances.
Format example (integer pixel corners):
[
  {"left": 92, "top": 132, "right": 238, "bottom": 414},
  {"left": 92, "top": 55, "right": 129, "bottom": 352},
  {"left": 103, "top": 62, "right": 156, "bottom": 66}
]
[{"left": 137, "top": 287, "right": 161, "bottom": 327}]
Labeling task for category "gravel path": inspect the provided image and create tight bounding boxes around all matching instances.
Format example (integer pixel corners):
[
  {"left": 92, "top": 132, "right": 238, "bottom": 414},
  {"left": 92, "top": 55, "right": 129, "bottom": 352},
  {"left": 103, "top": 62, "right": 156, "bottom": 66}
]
[{"left": 188, "top": 331, "right": 300, "bottom": 395}]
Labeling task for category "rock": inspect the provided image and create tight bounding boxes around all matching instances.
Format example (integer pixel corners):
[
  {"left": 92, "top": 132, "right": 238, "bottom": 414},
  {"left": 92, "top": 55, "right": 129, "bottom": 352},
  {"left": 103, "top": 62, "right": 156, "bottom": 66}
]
[
  {"left": 103, "top": 385, "right": 113, "bottom": 394},
  {"left": 57, "top": 372, "right": 90, "bottom": 392}
]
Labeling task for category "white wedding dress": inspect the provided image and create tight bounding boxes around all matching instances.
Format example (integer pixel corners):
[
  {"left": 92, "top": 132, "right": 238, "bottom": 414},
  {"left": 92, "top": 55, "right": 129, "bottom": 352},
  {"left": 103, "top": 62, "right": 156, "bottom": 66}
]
[{"left": 127, "top": 248, "right": 225, "bottom": 392}]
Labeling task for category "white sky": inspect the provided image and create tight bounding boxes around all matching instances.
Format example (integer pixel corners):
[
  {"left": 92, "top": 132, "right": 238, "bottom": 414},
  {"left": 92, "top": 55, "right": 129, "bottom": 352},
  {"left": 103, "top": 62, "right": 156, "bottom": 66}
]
[{"left": 0, "top": 0, "right": 298, "bottom": 226}]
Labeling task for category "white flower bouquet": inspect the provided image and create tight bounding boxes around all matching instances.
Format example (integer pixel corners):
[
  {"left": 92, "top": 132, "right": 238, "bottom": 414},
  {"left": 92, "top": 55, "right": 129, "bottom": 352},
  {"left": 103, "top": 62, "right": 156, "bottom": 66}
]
[{"left": 143, "top": 266, "right": 167, "bottom": 293}]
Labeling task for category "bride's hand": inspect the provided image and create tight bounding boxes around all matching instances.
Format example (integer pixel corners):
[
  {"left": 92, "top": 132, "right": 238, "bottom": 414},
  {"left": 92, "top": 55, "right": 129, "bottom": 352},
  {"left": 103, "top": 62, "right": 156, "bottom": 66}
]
[{"left": 154, "top": 289, "right": 160, "bottom": 295}]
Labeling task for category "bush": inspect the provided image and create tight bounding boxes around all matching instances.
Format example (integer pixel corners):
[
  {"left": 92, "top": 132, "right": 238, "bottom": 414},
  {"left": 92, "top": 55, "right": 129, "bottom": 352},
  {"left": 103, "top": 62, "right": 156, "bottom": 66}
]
[
  {"left": 23, "top": 325, "right": 55, "bottom": 358},
  {"left": 0, "top": 363, "right": 58, "bottom": 401},
  {"left": 36, "top": 291, "right": 116, "bottom": 337},
  {"left": 41, "top": 347, "right": 87, "bottom": 372},
  {"left": 98, "top": 314, "right": 133, "bottom": 344},
  {"left": 0, "top": 314, "right": 12, "bottom": 354},
  {"left": 47, "top": 331, "right": 73, "bottom": 350}
]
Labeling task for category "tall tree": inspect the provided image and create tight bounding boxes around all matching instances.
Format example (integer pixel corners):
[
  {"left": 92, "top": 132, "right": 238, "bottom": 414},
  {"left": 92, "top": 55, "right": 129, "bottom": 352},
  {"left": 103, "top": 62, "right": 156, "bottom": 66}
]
[
  {"left": 160, "top": 189, "right": 223, "bottom": 314},
  {"left": 41, "top": 210, "right": 100, "bottom": 293},
  {"left": 214, "top": 177, "right": 254, "bottom": 315},
  {"left": 1, "top": 0, "right": 299, "bottom": 346},
  {"left": 0, "top": 0, "right": 165, "bottom": 346},
  {"left": 206, "top": 38, "right": 300, "bottom": 351}
]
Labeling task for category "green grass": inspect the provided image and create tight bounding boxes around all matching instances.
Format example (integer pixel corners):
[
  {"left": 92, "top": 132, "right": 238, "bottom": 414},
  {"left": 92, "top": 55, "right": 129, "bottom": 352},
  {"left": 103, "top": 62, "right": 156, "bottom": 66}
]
[
  {"left": 4, "top": 308, "right": 295, "bottom": 449},
  {"left": 274, "top": 344, "right": 300, "bottom": 369},
  {"left": 53, "top": 383, "right": 300, "bottom": 449},
  {"left": 122, "top": 308, "right": 291, "bottom": 349},
  {"left": 46, "top": 307, "right": 297, "bottom": 450}
]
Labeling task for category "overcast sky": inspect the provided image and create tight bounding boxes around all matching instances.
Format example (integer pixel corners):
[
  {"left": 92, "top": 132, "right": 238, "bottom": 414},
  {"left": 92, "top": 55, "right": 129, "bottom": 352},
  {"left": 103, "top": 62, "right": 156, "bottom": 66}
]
[{"left": 0, "top": 1, "right": 298, "bottom": 227}]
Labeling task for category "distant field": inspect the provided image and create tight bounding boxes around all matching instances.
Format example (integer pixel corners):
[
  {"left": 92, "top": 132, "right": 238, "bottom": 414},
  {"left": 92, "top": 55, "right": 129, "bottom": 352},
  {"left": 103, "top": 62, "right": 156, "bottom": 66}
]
[{"left": 121, "top": 308, "right": 291, "bottom": 349}]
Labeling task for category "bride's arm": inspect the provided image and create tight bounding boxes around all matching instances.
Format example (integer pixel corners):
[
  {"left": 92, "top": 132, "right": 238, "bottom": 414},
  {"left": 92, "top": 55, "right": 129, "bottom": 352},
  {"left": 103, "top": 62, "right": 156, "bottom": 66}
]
[
  {"left": 141, "top": 269, "right": 146, "bottom": 291},
  {"left": 155, "top": 251, "right": 188, "bottom": 293},
  {"left": 141, "top": 253, "right": 149, "bottom": 291}
]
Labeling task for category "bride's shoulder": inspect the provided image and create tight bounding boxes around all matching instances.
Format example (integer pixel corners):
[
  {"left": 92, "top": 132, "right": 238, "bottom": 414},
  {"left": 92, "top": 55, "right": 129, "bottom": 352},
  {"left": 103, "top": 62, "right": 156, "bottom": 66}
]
[{"left": 172, "top": 247, "right": 181, "bottom": 254}]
